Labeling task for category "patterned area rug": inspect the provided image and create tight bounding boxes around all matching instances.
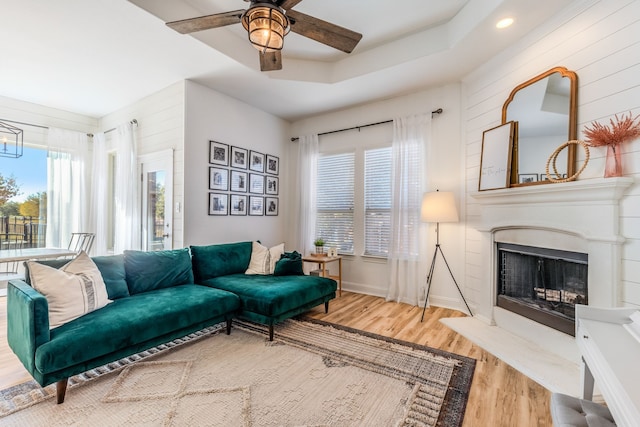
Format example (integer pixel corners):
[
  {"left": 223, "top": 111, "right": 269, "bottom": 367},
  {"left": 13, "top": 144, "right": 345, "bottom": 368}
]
[{"left": 0, "top": 318, "right": 475, "bottom": 426}]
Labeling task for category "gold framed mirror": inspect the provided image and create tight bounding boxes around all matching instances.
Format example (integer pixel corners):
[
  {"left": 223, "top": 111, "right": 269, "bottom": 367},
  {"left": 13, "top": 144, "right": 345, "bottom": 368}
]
[{"left": 502, "top": 66, "right": 578, "bottom": 186}]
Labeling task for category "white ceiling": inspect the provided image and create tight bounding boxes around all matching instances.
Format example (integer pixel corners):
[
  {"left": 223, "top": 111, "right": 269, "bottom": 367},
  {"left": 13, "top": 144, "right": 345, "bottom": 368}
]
[{"left": 0, "top": 0, "right": 573, "bottom": 122}]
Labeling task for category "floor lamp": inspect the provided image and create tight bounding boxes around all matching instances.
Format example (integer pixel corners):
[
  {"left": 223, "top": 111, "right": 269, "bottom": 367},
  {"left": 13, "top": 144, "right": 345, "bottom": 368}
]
[{"left": 420, "top": 190, "right": 472, "bottom": 322}]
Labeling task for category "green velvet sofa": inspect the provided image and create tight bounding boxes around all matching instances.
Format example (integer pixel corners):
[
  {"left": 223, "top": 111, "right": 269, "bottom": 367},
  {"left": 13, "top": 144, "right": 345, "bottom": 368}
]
[
  {"left": 7, "top": 242, "right": 337, "bottom": 404},
  {"left": 7, "top": 248, "right": 241, "bottom": 404},
  {"left": 190, "top": 241, "right": 338, "bottom": 341}
]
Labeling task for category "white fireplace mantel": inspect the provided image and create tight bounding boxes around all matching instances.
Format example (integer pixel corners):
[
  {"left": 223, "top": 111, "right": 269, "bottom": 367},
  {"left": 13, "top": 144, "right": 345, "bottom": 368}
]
[
  {"left": 441, "top": 177, "right": 635, "bottom": 394},
  {"left": 472, "top": 177, "right": 633, "bottom": 207},
  {"left": 471, "top": 177, "right": 634, "bottom": 250},
  {"left": 469, "top": 176, "right": 633, "bottom": 353}
]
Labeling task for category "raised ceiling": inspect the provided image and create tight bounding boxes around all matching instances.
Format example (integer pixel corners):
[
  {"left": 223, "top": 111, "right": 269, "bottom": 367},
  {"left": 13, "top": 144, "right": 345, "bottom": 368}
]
[{"left": 0, "top": 0, "right": 573, "bottom": 121}]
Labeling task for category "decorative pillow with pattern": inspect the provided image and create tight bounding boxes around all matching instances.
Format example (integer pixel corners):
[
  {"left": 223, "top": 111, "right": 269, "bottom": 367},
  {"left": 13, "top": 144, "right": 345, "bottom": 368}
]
[{"left": 27, "top": 251, "right": 112, "bottom": 329}]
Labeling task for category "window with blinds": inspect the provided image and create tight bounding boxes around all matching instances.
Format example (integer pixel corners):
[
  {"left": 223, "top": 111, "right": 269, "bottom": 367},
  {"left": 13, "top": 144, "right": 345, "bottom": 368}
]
[
  {"left": 316, "top": 152, "right": 354, "bottom": 254},
  {"left": 364, "top": 147, "right": 392, "bottom": 257}
]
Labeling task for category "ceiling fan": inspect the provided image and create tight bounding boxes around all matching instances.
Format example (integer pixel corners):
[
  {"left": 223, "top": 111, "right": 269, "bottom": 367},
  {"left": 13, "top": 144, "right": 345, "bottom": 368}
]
[{"left": 166, "top": 0, "right": 363, "bottom": 71}]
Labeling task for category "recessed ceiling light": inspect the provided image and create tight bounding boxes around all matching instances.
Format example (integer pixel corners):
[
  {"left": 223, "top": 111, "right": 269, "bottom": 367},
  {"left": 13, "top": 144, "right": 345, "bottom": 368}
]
[{"left": 496, "top": 18, "right": 514, "bottom": 29}]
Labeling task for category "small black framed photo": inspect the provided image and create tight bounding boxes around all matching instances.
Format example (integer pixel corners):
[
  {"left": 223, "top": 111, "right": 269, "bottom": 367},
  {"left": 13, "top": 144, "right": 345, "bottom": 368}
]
[
  {"left": 208, "top": 193, "right": 228, "bottom": 216},
  {"left": 265, "top": 175, "right": 279, "bottom": 195},
  {"left": 209, "top": 167, "right": 229, "bottom": 191},
  {"left": 231, "top": 146, "right": 248, "bottom": 169},
  {"left": 230, "top": 194, "right": 247, "bottom": 216},
  {"left": 230, "top": 170, "right": 248, "bottom": 192},
  {"left": 249, "top": 196, "right": 264, "bottom": 216},
  {"left": 518, "top": 173, "right": 538, "bottom": 184},
  {"left": 265, "top": 197, "right": 278, "bottom": 216},
  {"left": 266, "top": 154, "right": 279, "bottom": 175},
  {"left": 209, "top": 141, "right": 229, "bottom": 166},
  {"left": 540, "top": 172, "right": 566, "bottom": 181},
  {"left": 249, "top": 150, "right": 265, "bottom": 173},
  {"left": 249, "top": 173, "right": 264, "bottom": 194}
]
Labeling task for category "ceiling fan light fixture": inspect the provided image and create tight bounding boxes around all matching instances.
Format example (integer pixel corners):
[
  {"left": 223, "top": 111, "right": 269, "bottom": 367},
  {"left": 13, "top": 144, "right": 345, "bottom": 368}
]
[{"left": 242, "top": 3, "right": 289, "bottom": 53}]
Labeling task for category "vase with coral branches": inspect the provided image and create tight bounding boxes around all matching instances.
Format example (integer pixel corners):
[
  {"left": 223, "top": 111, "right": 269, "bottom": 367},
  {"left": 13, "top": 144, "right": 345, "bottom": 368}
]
[
  {"left": 583, "top": 112, "right": 640, "bottom": 178},
  {"left": 604, "top": 144, "right": 623, "bottom": 177}
]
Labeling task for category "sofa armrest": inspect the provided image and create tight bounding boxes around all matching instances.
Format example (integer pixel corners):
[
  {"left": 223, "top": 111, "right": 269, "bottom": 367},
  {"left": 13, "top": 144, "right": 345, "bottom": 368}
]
[{"left": 7, "top": 279, "right": 50, "bottom": 375}]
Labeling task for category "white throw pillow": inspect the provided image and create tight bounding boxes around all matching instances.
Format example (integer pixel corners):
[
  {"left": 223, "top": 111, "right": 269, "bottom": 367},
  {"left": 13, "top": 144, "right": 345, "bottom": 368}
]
[
  {"left": 268, "top": 243, "right": 285, "bottom": 274},
  {"left": 27, "top": 251, "right": 112, "bottom": 329},
  {"left": 245, "top": 241, "right": 271, "bottom": 275}
]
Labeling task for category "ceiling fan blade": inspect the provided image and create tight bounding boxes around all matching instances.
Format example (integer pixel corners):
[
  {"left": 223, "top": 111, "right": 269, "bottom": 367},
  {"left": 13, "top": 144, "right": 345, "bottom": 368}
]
[
  {"left": 260, "top": 51, "right": 283, "bottom": 71},
  {"left": 278, "top": 0, "right": 304, "bottom": 10},
  {"left": 287, "top": 10, "right": 362, "bottom": 53},
  {"left": 166, "top": 10, "right": 244, "bottom": 34}
]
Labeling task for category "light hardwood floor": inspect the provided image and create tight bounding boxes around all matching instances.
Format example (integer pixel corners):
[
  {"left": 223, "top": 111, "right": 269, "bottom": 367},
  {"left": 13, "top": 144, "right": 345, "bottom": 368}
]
[{"left": 0, "top": 292, "right": 553, "bottom": 426}]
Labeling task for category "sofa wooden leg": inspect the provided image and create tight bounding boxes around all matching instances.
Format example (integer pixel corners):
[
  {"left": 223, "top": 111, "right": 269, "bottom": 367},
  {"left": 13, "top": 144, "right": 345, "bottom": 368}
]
[
  {"left": 56, "top": 378, "right": 68, "bottom": 404},
  {"left": 325, "top": 301, "right": 329, "bottom": 313},
  {"left": 226, "top": 318, "right": 232, "bottom": 335},
  {"left": 269, "top": 324, "right": 274, "bottom": 341}
]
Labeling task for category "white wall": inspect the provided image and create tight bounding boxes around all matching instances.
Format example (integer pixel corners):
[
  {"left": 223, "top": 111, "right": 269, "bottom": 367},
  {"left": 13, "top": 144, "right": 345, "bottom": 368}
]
[
  {"left": 289, "top": 84, "right": 466, "bottom": 307},
  {"left": 463, "top": 0, "right": 640, "bottom": 309},
  {"left": 99, "top": 81, "right": 187, "bottom": 249},
  {"left": 183, "top": 80, "right": 291, "bottom": 249}
]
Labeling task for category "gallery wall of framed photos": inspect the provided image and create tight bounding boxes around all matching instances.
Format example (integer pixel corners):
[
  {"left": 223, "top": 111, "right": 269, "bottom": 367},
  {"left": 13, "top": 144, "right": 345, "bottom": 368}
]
[{"left": 208, "top": 140, "right": 279, "bottom": 216}]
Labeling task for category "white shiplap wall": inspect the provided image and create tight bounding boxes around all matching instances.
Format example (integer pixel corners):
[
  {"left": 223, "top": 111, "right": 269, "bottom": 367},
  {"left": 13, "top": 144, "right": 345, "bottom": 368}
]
[
  {"left": 99, "top": 81, "right": 186, "bottom": 249},
  {"left": 0, "top": 95, "right": 98, "bottom": 146},
  {"left": 462, "top": 0, "right": 640, "bottom": 309}
]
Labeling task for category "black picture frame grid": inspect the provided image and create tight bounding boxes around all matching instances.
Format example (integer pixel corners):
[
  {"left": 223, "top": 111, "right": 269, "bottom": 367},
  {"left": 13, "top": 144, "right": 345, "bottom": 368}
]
[{"left": 208, "top": 143, "right": 279, "bottom": 216}]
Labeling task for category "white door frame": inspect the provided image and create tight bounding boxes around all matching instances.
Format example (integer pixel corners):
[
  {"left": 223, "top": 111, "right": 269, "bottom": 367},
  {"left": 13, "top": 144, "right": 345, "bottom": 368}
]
[{"left": 139, "top": 149, "right": 173, "bottom": 251}]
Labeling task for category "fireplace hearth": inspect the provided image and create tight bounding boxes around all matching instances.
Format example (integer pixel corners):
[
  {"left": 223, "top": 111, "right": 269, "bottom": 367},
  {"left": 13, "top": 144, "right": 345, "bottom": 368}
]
[{"left": 497, "top": 243, "right": 588, "bottom": 335}]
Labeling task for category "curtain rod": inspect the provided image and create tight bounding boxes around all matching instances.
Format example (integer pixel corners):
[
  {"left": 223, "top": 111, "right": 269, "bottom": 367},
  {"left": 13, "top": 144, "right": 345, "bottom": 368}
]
[
  {"left": 0, "top": 117, "right": 138, "bottom": 138},
  {"left": 290, "top": 108, "right": 443, "bottom": 142}
]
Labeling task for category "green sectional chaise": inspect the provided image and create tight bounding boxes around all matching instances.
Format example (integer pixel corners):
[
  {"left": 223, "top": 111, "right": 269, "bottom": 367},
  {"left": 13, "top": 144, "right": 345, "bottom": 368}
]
[
  {"left": 7, "top": 242, "right": 338, "bottom": 404},
  {"left": 191, "top": 241, "right": 337, "bottom": 340}
]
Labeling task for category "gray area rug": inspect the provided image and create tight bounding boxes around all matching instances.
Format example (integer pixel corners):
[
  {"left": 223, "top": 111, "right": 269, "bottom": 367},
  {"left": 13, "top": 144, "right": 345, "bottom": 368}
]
[{"left": 0, "top": 318, "right": 475, "bottom": 426}]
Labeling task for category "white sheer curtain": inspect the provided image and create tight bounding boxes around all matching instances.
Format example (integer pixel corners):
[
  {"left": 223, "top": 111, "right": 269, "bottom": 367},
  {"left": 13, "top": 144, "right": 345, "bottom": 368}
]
[
  {"left": 112, "top": 123, "right": 140, "bottom": 253},
  {"left": 386, "top": 114, "right": 431, "bottom": 305},
  {"left": 89, "top": 132, "right": 109, "bottom": 255},
  {"left": 295, "top": 134, "right": 319, "bottom": 256},
  {"left": 46, "top": 127, "right": 91, "bottom": 249}
]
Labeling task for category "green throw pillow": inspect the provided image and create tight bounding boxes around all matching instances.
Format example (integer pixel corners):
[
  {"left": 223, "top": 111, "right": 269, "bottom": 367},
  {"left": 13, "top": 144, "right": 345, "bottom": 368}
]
[
  {"left": 190, "top": 242, "right": 252, "bottom": 281},
  {"left": 273, "top": 251, "right": 304, "bottom": 276},
  {"left": 124, "top": 248, "right": 194, "bottom": 294}
]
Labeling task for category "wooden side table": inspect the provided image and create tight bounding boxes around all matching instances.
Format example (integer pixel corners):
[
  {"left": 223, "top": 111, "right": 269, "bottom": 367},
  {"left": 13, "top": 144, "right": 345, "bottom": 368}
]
[{"left": 302, "top": 255, "right": 343, "bottom": 297}]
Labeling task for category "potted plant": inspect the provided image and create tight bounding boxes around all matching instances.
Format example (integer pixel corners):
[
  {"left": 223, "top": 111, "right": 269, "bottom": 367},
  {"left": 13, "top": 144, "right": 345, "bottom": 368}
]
[{"left": 313, "top": 238, "right": 325, "bottom": 254}]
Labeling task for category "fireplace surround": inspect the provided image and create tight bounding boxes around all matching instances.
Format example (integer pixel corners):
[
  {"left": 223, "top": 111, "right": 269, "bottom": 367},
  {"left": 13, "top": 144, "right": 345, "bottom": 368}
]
[{"left": 471, "top": 177, "right": 633, "bottom": 361}]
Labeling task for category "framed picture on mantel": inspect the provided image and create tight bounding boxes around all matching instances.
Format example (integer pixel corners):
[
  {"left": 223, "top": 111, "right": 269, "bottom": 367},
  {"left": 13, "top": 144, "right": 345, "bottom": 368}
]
[{"left": 478, "top": 121, "right": 514, "bottom": 191}]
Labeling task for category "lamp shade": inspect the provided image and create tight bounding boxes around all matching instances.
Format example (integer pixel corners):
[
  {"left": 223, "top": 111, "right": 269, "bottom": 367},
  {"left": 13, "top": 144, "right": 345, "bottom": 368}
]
[{"left": 421, "top": 191, "right": 458, "bottom": 223}]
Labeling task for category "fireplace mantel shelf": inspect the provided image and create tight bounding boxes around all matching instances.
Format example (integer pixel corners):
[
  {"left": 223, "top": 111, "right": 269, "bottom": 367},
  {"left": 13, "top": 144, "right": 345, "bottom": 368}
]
[{"left": 471, "top": 177, "right": 634, "bottom": 205}]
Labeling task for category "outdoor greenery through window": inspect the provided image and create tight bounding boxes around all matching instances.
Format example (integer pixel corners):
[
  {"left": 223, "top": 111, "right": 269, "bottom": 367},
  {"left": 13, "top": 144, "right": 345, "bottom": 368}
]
[
  {"left": 364, "top": 147, "right": 392, "bottom": 257},
  {"left": 0, "top": 146, "right": 47, "bottom": 249},
  {"left": 316, "top": 152, "right": 354, "bottom": 254}
]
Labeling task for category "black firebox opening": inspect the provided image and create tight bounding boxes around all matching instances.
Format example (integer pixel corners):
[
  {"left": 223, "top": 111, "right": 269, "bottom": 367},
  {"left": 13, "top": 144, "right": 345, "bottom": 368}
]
[{"left": 496, "top": 243, "right": 588, "bottom": 336}]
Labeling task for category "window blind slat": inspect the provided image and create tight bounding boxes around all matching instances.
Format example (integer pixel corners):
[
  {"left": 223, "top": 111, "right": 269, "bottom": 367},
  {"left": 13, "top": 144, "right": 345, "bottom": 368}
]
[
  {"left": 316, "top": 153, "right": 354, "bottom": 254},
  {"left": 364, "top": 147, "right": 392, "bottom": 257}
]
